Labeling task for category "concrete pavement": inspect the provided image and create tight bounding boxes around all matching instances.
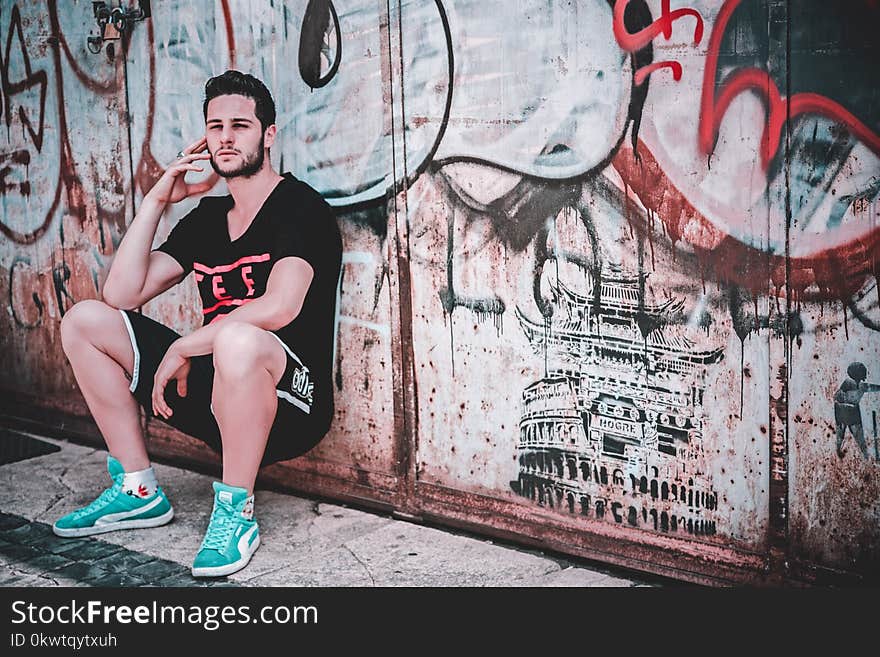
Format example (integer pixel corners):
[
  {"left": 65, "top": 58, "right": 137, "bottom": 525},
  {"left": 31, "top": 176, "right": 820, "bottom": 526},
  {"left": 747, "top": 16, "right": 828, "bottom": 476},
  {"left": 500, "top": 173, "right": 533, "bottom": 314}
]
[{"left": 0, "top": 427, "right": 658, "bottom": 587}]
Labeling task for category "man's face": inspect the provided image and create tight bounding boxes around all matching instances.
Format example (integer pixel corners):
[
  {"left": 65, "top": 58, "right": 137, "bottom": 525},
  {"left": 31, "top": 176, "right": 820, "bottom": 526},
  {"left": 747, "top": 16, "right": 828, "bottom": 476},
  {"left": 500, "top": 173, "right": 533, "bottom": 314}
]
[{"left": 205, "top": 94, "right": 274, "bottom": 179}]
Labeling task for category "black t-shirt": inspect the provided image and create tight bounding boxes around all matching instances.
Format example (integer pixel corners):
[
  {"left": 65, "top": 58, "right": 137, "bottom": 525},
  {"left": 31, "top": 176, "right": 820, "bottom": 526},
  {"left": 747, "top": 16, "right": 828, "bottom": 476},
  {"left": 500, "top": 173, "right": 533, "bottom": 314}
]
[{"left": 154, "top": 173, "right": 342, "bottom": 421}]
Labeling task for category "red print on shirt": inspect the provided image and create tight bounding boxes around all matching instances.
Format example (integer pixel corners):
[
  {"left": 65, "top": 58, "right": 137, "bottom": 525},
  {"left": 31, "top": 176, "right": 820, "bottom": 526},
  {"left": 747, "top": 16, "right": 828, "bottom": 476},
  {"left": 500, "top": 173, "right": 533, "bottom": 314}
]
[{"left": 194, "top": 253, "right": 270, "bottom": 322}]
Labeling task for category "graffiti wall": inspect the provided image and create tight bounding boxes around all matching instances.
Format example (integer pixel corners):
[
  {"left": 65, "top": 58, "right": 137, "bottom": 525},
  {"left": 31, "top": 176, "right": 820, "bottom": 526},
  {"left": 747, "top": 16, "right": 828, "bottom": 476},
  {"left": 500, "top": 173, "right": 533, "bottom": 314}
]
[
  {"left": 1, "top": 0, "right": 877, "bottom": 582},
  {"left": 0, "top": 2, "right": 131, "bottom": 395}
]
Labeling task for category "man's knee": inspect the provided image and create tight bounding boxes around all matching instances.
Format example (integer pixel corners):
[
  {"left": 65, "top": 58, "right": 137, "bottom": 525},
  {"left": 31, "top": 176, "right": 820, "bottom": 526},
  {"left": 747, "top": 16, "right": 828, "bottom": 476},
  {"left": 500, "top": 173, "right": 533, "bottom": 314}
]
[
  {"left": 212, "top": 321, "right": 268, "bottom": 377},
  {"left": 60, "top": 299, "right": 121, "bottom": 352}
]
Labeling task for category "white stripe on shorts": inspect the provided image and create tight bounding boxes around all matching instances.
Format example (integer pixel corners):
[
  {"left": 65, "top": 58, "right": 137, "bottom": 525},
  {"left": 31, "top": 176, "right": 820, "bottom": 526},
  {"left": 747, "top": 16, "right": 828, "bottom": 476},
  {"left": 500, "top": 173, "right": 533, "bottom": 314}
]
[
  {"left": 266, "top": 331, "right": 305, "bottom": 367},
  {"left": 276, "top": 389, "right": 311, "bottom": 414},
  {"left": 266, "top": 333, "right": 311, "bottom": 414},
  {"left": 118, "top": 310, "right": 141, "bottom": 393}
]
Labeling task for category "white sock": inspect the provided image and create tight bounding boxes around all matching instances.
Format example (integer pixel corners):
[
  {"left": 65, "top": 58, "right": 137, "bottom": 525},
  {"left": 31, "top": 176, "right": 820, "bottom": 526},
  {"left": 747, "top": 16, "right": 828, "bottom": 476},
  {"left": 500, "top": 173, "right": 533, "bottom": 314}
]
[
  {"left": 241, "top": 495, "right": 254, "bottom": 520},
  {"left": 122, "top": 467, "right": 158, "bottom": 498}
]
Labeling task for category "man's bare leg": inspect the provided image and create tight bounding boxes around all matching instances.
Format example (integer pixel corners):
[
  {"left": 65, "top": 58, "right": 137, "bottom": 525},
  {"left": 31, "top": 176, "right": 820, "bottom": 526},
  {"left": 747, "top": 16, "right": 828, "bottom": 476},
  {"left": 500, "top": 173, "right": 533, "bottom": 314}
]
[
  {"left": 60, "top": 299, "right": 150, "bottom": 472},
  {"left": 210, "top": 321, "right": 287, "bottom": 494}
]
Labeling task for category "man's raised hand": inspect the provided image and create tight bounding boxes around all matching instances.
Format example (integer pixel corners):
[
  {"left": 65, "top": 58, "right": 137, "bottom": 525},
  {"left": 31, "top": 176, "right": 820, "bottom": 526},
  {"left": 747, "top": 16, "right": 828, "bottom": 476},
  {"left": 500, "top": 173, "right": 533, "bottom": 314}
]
[{"left": 147, "top": 137, "right": 218, "bottom": 204}]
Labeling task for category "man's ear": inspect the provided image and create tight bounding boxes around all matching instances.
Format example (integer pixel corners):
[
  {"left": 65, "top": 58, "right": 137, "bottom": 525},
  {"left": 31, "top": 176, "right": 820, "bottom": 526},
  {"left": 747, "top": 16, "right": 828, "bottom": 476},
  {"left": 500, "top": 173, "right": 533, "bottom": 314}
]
[{"left": 264, "top": 124, "right": 277, "bottom": 149}]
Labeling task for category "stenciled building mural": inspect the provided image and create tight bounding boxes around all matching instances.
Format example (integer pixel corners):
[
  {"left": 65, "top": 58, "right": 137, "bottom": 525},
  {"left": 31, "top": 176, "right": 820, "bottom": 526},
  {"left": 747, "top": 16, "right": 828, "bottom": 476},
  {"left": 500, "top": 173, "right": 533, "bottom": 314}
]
[
  {"left": 1, "top": 0, "right": 877, "bottom": 583},
  {"left": 513, "top": 267, "right": 723, "bottom": 537}
]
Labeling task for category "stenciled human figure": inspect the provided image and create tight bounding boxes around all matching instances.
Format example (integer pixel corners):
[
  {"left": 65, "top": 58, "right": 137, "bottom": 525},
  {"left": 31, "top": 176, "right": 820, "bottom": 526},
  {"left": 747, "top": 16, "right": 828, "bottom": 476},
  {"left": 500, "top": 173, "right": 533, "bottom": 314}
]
[
  {"left": 52, "top": 70, "right": 342, "bottom": 577},
  {"left": 834, "top": 362, "right": 880, "bottom": 460}
]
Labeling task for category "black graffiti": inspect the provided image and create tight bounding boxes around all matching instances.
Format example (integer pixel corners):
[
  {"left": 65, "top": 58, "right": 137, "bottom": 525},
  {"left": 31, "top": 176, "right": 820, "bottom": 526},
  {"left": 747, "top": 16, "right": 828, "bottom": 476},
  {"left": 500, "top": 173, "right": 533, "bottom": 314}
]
[
  {"left": 299, "top": 0, "right": 342, "bottom": 89},
  {"left": 512, "top": 256, "right": 723, "bottom": 537},
  {"left": 615, "top": 0, "right": 654, "bottom": 153},
  {"left": 0, "top": 147, "right": 29, "bottom": 195},
  {"left": 7, "top": 256, "right": 91, "bottom": 329},
  {"left": 848, "top": 296, "right": 880, "bottom": 333},
  {"left": 8, "top": 257, "right": 42, "bottom": 329},
  {"left": 0, "top": 4, "right": 48, "bottom": 152},
  {"left": 0, "top": 3, "right": 46, "bottom": 225},
  {"left": 834, "top": 361, "right": 880, "bottom": 460},
  {"left": 52, "top": 262, "right": 74, "bottom": 317},
  {"left": 434, "top": 175, "right": 587, "bottom": 373},
  {"left": 438, "top": 208, "right": 506, "bottom": 326},
  {"left": 437, "top": 206, "right": 505, "bottom": 376},
  {"left": 513, "top": 464, "right": 719, "bottom": 537}
]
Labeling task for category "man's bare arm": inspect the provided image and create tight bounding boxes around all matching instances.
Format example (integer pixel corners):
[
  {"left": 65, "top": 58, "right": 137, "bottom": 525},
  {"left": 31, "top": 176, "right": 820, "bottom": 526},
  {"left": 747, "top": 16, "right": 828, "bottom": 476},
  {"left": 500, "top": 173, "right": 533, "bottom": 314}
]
[
  {"left": 105, "top": 250, "right": 188, "bottom": 311},
  {"left": 171, "top": 256, "right": 315, "bottom": 358},
  {"left": 102, "top": 138, "right": 216, "bottom": 308},
  {"left": 103, "top": 197, "right": 176, "bottom": 308}
]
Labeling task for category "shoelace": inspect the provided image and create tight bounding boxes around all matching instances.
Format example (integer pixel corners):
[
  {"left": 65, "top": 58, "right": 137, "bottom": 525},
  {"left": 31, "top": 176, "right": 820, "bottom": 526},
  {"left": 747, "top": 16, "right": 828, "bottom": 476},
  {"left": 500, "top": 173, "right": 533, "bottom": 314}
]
[
  {"left": 71, "top": 481, "right": 122, "bottom": 520},
  {"left": 200, "top": 501, "right": 240, "bottom": 551}
]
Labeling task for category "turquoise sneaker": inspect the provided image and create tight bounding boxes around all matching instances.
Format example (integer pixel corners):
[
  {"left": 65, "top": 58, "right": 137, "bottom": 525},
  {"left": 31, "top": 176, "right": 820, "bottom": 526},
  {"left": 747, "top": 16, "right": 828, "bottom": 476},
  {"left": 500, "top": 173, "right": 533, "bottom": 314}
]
[
  {"left": 191, "top": 482, "right": 260, "bottom": 577},
  {"left": 53, "top": 455, "right": 173, "bottom": 537}
]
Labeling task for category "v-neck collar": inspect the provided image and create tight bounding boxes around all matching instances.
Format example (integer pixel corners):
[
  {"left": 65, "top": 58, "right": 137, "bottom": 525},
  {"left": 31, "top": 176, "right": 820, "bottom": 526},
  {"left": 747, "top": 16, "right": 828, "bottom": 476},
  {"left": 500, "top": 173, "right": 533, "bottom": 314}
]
[{"left": 225, "top": 174, "right": 292, "bottom": 244}]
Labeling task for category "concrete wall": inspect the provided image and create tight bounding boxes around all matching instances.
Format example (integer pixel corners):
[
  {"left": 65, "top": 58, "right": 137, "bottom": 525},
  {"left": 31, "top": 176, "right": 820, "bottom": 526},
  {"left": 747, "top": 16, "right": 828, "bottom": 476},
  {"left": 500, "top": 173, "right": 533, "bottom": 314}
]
[{"left": 1, "top": 0, "right": 877, "bottom": 584}]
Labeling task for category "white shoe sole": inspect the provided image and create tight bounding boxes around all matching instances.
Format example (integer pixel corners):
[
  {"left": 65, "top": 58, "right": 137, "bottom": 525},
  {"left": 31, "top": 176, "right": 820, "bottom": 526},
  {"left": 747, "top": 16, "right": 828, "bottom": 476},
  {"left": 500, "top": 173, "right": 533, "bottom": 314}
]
[
  {"left": 191, "top": 534, "right": 261, "bottom": 578},
  {"left": 52, "top": 507, "right": 175, "bottom": 538}
]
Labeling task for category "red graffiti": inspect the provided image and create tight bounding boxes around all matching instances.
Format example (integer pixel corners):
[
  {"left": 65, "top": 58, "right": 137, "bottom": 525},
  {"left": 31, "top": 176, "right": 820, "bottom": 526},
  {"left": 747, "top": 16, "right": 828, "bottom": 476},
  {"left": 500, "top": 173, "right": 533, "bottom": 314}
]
[
  {"left": 612, "top": 139, "right": 880, "bottom": 304},
  {"left": 132, "top": 14, "right": 164, "bottom": 196},
  {"left": 221, "top": 0, "right": 237, "bottom": 66},
  {"left": 1, "top": 1, "right": 237, "bottom": 244},
  {"left": 0, "top": 3, "right": 134, "bottom": 245},
  {"left": 134, "top": 0, "right": 236, "bottom": 196},
  {"left": 613, "top": 0, "right": 702, "bottom": 90},
  {"left": 699, "top": 0, "right": 880, "bottom": 169},
  {"left": 635, "top": 61, "right": 682, "bottom": 86},
  {"left": 613, "top": 0, "right": 704, "bottom": 51}
]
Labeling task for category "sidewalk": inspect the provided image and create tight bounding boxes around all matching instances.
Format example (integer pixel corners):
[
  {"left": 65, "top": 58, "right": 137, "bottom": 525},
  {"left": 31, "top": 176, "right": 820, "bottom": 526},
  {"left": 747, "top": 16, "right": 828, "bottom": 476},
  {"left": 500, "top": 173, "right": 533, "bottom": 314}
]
[{"left": 0, "top": 427, "right": 659, "bottom": 587}]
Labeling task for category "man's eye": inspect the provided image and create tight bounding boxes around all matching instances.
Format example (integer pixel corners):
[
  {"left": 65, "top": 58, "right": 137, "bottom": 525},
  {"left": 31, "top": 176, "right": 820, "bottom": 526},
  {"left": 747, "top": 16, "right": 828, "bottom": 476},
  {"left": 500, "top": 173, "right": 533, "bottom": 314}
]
[{"left": 233, "top": 123, "right": 247, "bottom": 128}]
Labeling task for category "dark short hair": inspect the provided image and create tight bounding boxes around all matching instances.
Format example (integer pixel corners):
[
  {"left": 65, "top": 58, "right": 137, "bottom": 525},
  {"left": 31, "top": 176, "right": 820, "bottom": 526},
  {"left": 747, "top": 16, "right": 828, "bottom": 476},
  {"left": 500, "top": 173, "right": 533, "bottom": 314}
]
[{"left": 203, "top": 70, "right": 276, "bottom": 132}]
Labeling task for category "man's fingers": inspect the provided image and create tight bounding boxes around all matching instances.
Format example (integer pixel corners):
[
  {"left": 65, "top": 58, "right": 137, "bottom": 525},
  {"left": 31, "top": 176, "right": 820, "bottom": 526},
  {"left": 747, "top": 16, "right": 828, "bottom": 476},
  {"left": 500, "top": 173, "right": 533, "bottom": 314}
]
[
  {"left": 171, "top": 164, "right": 205, "bottom": 176},
  {"left": 155, "top": 397, "right": 172, "bottom": 419},
  {"left": 153, "top": 376, "right": 172, "bottom": 418},
  {"left": 181, "top": 136, "right": 207, "bottom": 156},
  {"left": 177, "top": 378, "right": 187, "bottom": 398},
  {"left": 172, "top": 158, "right": 209, "bottom": 171},
  {"left": 173, "top": 153, "right": 211, "bottom": 166}
]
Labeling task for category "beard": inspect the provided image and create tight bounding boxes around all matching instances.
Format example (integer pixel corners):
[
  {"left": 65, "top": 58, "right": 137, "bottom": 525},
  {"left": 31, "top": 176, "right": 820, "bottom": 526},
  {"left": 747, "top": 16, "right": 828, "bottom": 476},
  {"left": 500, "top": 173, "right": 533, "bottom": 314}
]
[{"left": 210, "top": 135, "right": 266, "bottom": 179}]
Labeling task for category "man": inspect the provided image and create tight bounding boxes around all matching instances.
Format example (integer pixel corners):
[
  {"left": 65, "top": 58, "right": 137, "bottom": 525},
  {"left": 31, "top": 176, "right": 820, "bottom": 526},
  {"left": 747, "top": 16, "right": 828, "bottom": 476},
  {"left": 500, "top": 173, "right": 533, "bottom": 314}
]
[{"left": 53, "top": 70, "right": 342, "bottom": 577}]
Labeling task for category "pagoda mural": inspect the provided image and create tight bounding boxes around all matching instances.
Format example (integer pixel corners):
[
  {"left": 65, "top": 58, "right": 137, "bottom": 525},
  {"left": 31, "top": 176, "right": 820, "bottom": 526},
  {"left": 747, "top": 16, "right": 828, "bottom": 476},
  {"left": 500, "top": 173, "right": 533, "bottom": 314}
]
[{"left": 511, "top": 265, "right": 725, "bottom": 538}]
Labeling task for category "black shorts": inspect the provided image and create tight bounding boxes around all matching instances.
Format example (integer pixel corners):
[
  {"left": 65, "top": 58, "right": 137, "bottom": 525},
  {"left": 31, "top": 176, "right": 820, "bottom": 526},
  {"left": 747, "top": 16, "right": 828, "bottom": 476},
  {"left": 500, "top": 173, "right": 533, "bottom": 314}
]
[{"left": 119, "top": 309, "right": 330, "bottom": 466}]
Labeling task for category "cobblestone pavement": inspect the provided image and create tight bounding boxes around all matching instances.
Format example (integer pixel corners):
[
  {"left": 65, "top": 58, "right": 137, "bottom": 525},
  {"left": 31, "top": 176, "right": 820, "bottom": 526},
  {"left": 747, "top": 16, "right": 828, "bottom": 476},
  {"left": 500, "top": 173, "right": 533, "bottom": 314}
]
[{"left": 0, "top": 513, "right": 237, "bottom": 587}]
